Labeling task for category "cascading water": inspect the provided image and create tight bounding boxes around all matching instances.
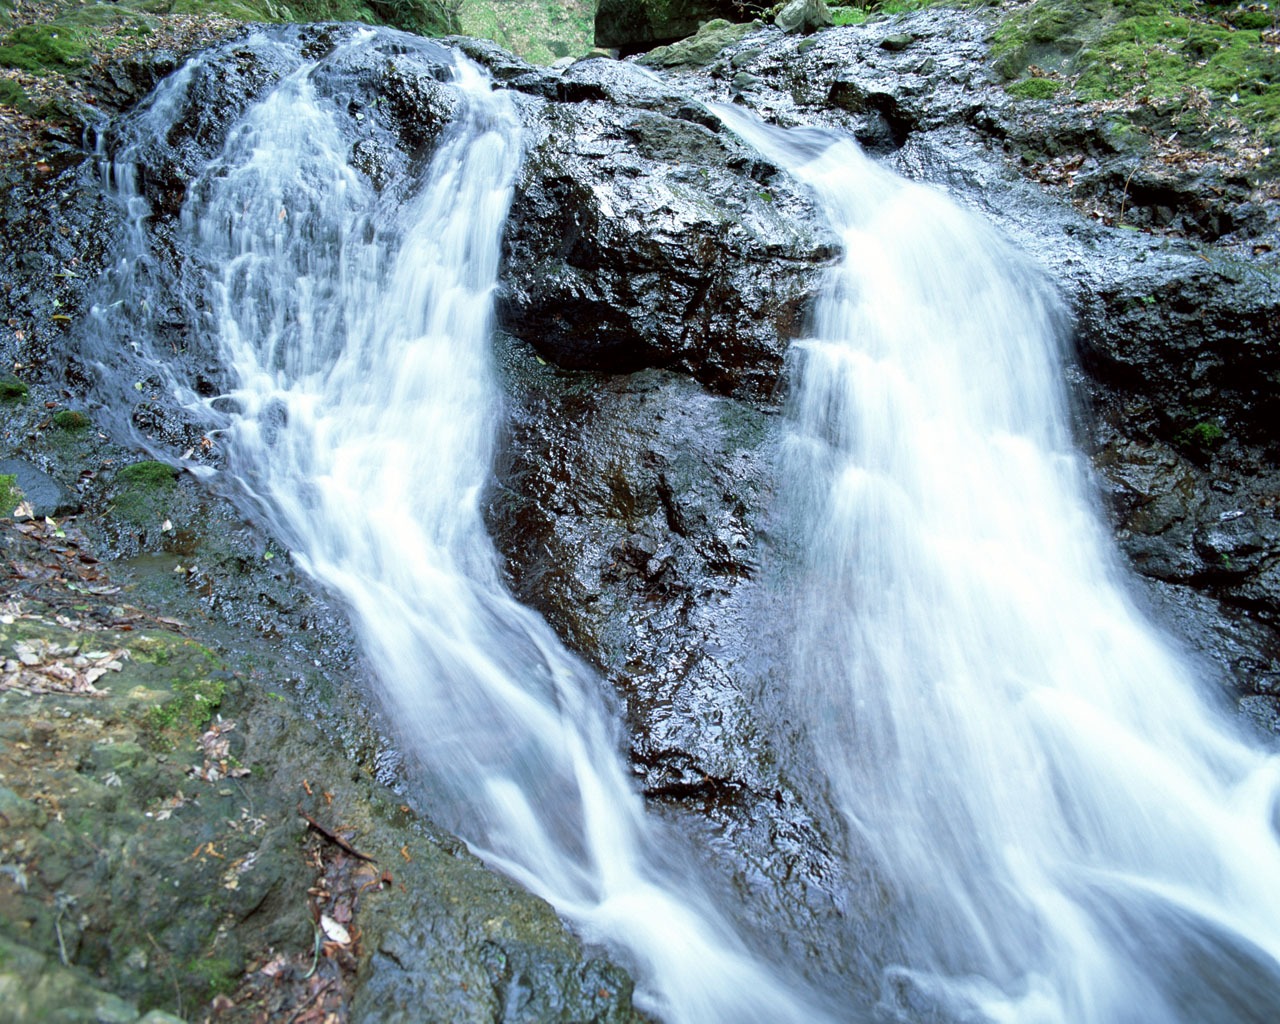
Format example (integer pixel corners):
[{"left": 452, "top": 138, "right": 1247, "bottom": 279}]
[
  {"left": 88, "top": 31, "right": 832, "bottom": 1024},
  {"left": 717, "top": 108, "right": 1280, "bottom": 1022}
]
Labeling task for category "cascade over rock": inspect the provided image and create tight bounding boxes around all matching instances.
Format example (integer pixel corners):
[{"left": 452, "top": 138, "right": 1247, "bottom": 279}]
[{"left": 2, "top": 5, "right": 1279, "bottom": 1020}]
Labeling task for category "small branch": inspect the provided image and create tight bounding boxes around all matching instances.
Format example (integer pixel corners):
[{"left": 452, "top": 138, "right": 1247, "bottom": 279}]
[
  {"left": 296, "top": 805, "right": 377, "bottom": 863},
  {"left": 1118, "top": 161, "right": 1140, "bottom": 226}
]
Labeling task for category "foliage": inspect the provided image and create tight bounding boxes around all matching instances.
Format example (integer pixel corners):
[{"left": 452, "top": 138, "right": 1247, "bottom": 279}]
[
  {"left": 0, "top": 0, "right": 458, "bottom": 77},
  {"left": 456, "top": 0, "right": 593, "bottom": 64},
  {"left": 1176, "top": 419, "right": 1226, "bottom": 454}
]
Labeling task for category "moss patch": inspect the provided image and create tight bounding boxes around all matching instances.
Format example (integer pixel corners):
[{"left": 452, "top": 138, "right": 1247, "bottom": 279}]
[
  {"left": 0, "top": 374, "right": 28, "bottom": 402},
  {"left": 0, "top": 473, "right": 21, "bottom": 516},
  {"left": 1006, "top": 75, "right": 1061, "bottom": 100},
  {"left": 990, "top": 0, "right": 1280, "bottom": 140},
  {"left": 110, "top": 459, "right": 178, "bottom": 526},
  {"left": 52, "top": 409, "right": 91, "bottom": 431}
]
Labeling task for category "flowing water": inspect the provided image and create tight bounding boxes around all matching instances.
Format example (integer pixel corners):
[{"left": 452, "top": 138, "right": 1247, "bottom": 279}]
[
  {"left": 84, "top": 25, "right": 1280, "bottom": 1023},
  {"left": 88, "top": 32, "right": 830, "bottom": 1024},
  {"left": 716, "top": 107, "right": 1280, "bottom": 1023}
]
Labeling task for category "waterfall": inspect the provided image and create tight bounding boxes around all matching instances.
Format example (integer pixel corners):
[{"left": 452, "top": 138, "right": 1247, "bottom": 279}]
[
  {"left": 716, "top": 108, "right": 1280, "bottom": 1022},
  {"left": 89, "top": 32, "right": 831, "bottom": 1024}
]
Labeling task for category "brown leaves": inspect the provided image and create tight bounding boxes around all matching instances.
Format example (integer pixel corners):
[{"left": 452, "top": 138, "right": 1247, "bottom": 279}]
[
  {"left": 188, "top": 720, "right": 251, "bottom": 783},
  {"left": 0, "top": 637, "right": 126, "bottom": 696}
]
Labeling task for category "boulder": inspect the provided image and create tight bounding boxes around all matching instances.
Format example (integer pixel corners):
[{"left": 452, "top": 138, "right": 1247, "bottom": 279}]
[
  {"left": 637, "top": 18, "right": 758, "bottom": 68},
  {"left": 775, "top": 0, "right": 833, "bottom": 35}
]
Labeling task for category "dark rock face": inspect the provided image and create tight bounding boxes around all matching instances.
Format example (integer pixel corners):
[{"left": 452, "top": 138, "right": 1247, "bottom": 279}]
[
  {"left": 595, "top": 0, "right": 744, "bottom": 53},
  {"left": 498, "top": 58, "right": 836, "bottom": 400}
]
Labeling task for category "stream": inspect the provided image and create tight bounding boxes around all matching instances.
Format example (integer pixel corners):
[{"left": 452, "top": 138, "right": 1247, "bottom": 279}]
[{"left": 82, "top": 28, "right": 1280, "bottom": 1024}]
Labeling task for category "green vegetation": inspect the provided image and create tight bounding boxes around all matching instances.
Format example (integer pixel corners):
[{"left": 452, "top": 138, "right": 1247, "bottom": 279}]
[
  {"left": 118, "top": 459, "right": 178, "bottom": 487},
  {"left": 990, "top": 0, "right": 1279, "bottom": 134},
  {"left": 111, "top": 459, "right": 178, "bottom": 524},
  {"left": 0, "top": 0, "right": 457, "bottom": 78},
  {"left": 1006, "top": 75, "right": 1061, "bottom": 99},
  {"left": 0, "top": 2, "right": 160, "bottom": 74},
  {"left": 0, "top": 473, "right": 21, "bottom": 516},
  {"left": 185, "top": 954, "right": 239, "bottom": 998},
  {"left": 1076, "top": 10, "right": 1280, "bottom": 134},
  {"left": 51, "top": 409, "right": 91, "bottom": 431},
  {"left": 144, "top": 661, "right": 227, "bottom": 740},
  {"left": 0, "top": 77, "right": 32, "bottom": 113},
  {"left": 1176, "top": 419, "right": 1227, "bottom": 454},
  {"left": 456, "top": 0, "right": 594, "bottom": 64},
  {"left": 831, "top": 6, "right": 871, "bottom": 24}
]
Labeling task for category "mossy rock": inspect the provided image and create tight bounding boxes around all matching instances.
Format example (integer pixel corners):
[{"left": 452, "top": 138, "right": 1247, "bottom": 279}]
[
  {"left": 0, "top": 374, "right": 28, "bottom": 402},
  {"left": 991, "top": 0, "right": 1280, "bottom": 138},
  {"left": 638, "top": 18, "right": 756, "bottom": 68},
  {"left": 1006, "top": 76, "right": 1061, "bottom": 100},
  {"left": 110, "top": 460, "right": 179, "bottom": 526},
  {"left": 52, "top": 409, "right": 92, "bottom": 431}
]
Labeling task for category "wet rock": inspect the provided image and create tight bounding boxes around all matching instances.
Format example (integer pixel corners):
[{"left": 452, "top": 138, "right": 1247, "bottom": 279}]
[
  {"left": 0, "top": 458, "right": 78, "bottom": 518},
  {"left": 488, "top": 344, "right": 872, "bottom": 991},
  {"left": 499, "top": 65, "right": 836, "bottom": 400}
]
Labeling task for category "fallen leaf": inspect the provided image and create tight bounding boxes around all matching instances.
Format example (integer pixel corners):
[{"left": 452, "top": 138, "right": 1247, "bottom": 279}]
[{"left": 320, "top": 914, "right": 351, "bottom": 945}]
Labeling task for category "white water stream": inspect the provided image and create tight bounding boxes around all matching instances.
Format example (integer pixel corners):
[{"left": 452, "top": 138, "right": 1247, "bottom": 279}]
[{"left": 717, "top": 108, "right": 1280, "bottom": 1023}]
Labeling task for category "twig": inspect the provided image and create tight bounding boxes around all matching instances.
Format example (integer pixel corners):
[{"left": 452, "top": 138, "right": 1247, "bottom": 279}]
[
  {"left": 288, "top": 975, "right": 331, "bottom": 1020},
  {"left": 296, "top": 805, "right": 377, "bottom": 863},
  {"left": 1118, "top": 160, "right": 1140, "bottom": 226}
]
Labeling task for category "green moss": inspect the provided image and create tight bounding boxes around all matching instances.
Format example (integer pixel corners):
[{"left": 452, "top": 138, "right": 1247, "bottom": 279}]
[
  {"left": 988, "top": 0, "right": 1279, "bottom": 138},
  {"left": 51, "top": 409, "right": 91, "bottom": 431},
  {"left": 831, "top": 6, "right": 870, "bottom": 25},
  {"left": 0, "top": 23, "right": 91, "bottom": 72},
  {"left": 1076, "top": 15, "right": 1280, "bottom": 133},
  {"left": 145, "top": 671, "right": 226, "bottom": 739},
  {"left": 186, "top": 954, "right": 240, "bottom": 998},
  {"left": 111, "top": 460, "right": 178, "bottom": 525},
  {"left": 1006, "top": 76, "right": 1061, "bottom": 99},
  {"left": 0, "top": 76, "right": 33, "bottom": 113},
  {"left": 456, "top": 0, "right": 592, "bottom": 64},
  {"left": 118, "top": 459, "right": 178, "bottom": 487},
  {"left": 0, "top": 473, "right": 21, "bottom": 516},
  {"left": 1, "top": 0, "right": 457, "bottom": 76},
  {"left": 0, "top": 374, "right": 28, "bottom": 401},
  {"left": 1175, "top": 419, "right": 1226, "bottom": 454}
]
